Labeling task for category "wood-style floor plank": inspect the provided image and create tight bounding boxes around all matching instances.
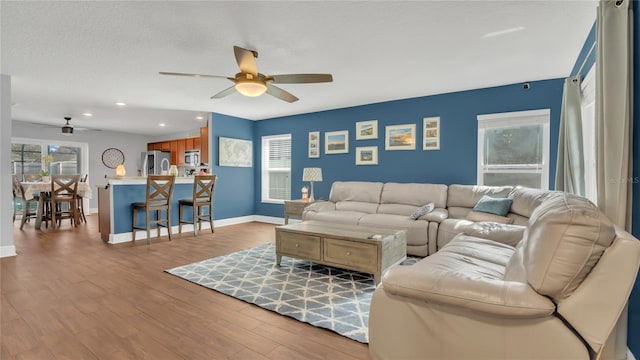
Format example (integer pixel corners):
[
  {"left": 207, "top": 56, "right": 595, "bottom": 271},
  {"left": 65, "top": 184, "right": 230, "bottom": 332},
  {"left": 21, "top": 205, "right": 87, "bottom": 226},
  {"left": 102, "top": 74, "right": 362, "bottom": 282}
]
[{"left": 1, "top": 216, "right": 370, "bottom": 359}]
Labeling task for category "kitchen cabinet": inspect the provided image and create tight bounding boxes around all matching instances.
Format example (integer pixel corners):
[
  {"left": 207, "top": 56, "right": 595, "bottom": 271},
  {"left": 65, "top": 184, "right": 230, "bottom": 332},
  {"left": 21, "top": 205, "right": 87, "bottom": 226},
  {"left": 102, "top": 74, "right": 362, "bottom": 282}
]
[
  {"left": 200, "top": 126, "right": 209, "bottom": 164},
  {"left": 177, "top": 139, "right": 186, "bottom": 166},
  {"left": 170, "top": 141, "right": 178, "bottom": 164},
  {"left": 185, "top": 138, "right": 194, "bottom": 151}
]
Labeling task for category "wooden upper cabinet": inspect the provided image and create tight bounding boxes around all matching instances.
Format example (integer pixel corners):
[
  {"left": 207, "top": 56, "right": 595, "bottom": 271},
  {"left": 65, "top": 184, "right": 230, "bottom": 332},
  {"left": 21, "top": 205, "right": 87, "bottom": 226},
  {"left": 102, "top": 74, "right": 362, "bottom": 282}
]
[
  {"left": 147, "top": 143, "right": 154, "bottom": 151},
  {"left": 177, "top": 139, "right": 186, "bottom": 166},
  {"left": 200, "top": 126, "right": 209, "bottom": 164},
  {"left": 160, "top": 141, "right": 171, "bottom": 152},
  {"left": 185, "top": 138, "right": 194, "bottom": 151},
  {"left": 193, "top": 136, "right": 200, "bottom": 151},
  {"left": 170, "top": 141, "right": 178, "bottom": 165}
]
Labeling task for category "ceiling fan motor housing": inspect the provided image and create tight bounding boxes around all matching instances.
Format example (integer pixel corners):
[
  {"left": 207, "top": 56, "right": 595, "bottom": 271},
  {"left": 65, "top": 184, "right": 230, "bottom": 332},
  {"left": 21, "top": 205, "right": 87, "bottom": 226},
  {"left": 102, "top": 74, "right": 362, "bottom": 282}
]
[{"left": 62, "top": 117, "right": 73, "bottom": 135}]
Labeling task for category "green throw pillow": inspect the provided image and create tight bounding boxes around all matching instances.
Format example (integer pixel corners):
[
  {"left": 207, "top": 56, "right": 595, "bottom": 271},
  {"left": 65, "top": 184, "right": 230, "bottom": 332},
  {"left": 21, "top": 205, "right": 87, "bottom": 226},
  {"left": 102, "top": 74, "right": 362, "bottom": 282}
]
[{"left": 472, "top": 195, "right": 513, "bottom": 216}]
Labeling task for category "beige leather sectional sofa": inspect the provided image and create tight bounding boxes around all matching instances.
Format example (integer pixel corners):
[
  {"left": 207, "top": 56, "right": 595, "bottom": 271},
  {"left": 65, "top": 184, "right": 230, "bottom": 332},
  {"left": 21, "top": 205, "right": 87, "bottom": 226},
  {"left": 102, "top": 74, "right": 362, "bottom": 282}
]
[{"left": 303, "top": 181, "right": 640, "bottom": 359}]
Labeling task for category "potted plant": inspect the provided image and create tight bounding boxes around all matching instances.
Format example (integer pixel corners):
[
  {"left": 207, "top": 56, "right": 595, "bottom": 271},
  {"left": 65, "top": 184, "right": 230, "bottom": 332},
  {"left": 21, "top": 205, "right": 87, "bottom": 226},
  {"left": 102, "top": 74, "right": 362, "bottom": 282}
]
[{"left": 41, "top": 155, "right": 52, "bottom": 182}]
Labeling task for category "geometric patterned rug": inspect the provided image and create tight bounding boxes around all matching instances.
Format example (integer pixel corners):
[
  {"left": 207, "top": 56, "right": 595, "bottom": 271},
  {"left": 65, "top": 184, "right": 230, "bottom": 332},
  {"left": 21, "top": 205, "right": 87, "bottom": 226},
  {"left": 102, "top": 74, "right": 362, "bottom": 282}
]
[{"left": 165, "top": 243, "right": 419, "bottom": 343}]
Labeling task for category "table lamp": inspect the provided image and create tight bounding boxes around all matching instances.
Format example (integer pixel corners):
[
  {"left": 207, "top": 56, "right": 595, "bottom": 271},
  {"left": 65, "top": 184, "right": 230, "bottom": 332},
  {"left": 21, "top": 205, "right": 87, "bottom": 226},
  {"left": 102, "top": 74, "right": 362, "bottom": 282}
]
[{"left": 302, "top": 167, "right": 322, "bottom": 202}]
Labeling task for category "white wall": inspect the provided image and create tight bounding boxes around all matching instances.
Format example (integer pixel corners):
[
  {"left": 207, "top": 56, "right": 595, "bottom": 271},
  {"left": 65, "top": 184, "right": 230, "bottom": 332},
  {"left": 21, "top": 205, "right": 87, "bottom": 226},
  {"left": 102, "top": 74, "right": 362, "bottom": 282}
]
[
  {"left": 11, "top": 121, "right": 151, "bottom": 210},
  {"left": 1, "top": 75, "right": 16, "bottom": 257}
]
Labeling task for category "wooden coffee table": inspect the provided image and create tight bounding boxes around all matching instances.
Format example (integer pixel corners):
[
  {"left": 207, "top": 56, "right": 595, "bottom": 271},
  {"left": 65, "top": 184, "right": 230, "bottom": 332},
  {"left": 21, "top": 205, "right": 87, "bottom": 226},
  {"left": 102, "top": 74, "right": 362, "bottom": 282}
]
[{"left": 275, "top": 221, "right": 407, "bottom": 284}]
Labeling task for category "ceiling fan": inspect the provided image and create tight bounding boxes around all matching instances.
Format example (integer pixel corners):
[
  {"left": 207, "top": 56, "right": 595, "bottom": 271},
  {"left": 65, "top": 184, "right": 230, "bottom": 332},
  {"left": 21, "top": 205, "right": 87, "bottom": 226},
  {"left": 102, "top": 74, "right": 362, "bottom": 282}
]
[
  {"left": 159, "top": 46, "right": 333, "bottom": 103},
  {"left": 61, "top": 117, "right": 74, "bottom": 135}
]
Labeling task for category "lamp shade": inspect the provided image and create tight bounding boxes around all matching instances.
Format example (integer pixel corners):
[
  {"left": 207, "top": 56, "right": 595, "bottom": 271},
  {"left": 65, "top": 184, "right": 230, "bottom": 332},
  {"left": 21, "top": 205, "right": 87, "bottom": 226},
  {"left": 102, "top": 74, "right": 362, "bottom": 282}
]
[
  {"left": 302, "top": 167, "right": 322, "bottom": 182},
  {"left": 115, "top": 164, "right": 126, "bottom": 178}
]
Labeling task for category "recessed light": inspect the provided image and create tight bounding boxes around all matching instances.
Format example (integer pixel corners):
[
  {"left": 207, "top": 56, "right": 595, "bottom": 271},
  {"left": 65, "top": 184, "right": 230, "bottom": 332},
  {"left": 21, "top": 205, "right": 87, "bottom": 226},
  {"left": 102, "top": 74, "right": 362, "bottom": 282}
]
[
  {"left": 82, "top": 112, "right": 93, "bottom": 117},
  {"left": 115, "top": 102, "right": 127, "bottom": 106},
  {"left": 196, "top": 116, "right": 204, "bottom": 120},
  {"left": 482, "top": 26, "right": 525, "bottom": 39},
  {"left": 159, "top": 123, "right": 166, "bottom": 127}
]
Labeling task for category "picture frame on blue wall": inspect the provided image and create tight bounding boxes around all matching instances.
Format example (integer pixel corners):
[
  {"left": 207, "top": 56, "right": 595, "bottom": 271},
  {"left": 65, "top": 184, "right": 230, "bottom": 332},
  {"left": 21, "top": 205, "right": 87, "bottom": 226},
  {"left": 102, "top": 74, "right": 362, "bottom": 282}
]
[
  {"left": 308, "top": 131, "right": 320, "bottom": 158},
  {"left": 325, "top": 130, "right": 349, "bottom": 154},
  {"left": 385, "top": 124, "right": 416, "bottom": 150},
  {"left": 356, "top": 120, "right": 378, "bottom": 140},
  {"left": 356, "top": 146, "right": 378, "bottom": 165},
  {"left": 423, "top": 117, "right": 440, "bottom": 150}
]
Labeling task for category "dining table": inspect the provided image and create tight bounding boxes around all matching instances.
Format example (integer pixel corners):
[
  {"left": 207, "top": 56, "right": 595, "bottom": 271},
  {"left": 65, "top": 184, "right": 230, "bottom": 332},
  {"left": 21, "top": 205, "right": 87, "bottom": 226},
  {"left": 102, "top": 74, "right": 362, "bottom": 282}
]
[{"left": 21, "top": 181, "right": 93, "bottom": 229}]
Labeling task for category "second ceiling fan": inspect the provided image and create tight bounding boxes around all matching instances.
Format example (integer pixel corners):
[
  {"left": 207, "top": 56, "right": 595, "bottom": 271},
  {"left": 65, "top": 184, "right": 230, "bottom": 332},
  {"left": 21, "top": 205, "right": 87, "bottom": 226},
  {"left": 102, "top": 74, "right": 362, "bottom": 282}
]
[{"left": 160, "top": 46, "right": 333, "bottom": 103}]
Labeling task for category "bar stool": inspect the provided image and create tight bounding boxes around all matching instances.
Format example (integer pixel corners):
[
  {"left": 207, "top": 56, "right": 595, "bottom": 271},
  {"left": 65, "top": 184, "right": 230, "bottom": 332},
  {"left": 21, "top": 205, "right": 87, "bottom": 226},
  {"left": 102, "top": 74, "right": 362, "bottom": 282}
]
[
  {"left": 178, "top": 175, "right": 216, "bottom": 236},
  {"left": 132, "top": 175, "right": 175, "bottom": 244}
]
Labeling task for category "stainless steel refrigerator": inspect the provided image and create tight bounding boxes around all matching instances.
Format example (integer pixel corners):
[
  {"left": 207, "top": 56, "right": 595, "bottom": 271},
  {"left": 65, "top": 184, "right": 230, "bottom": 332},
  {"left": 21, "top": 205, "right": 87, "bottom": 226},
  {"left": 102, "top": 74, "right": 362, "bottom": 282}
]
[{"left": 141, "top": 151, "right": 171, "bottom": 176}]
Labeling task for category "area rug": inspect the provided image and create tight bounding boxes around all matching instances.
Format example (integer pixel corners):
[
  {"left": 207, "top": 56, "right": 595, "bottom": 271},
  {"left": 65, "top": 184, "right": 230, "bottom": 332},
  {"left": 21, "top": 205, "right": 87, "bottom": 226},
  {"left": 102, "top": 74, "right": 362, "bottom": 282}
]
[{"left": 165, "top": 243, "right": 418, "bottom": 343}]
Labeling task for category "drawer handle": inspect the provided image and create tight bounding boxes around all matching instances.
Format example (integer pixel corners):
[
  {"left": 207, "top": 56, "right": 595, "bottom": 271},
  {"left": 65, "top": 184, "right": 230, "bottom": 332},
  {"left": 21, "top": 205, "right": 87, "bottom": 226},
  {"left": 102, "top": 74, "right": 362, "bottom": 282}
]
[
  {"left": 346, "top": 251, "right": 351, "bottom": 256},
  {"left": 295, "top": 243, "right": 300, "bottom": 248}
]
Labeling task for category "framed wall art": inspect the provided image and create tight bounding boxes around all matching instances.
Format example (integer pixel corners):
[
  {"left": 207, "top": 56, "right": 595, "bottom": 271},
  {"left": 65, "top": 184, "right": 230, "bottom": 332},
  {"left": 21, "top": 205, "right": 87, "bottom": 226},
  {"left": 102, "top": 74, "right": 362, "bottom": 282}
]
[
  {"left": 325, "top": 130, "right": 349, "bottom": 154},
  {"left": 218, "top": 136, "right": 253, "bottom": 167},
  {"left": 356, "top": 146, "right": 378, "bottom": 165},
  {"left": 423, "top": 117, "right": 440, "bottom": 150},
  {"left": 355, "top": 120, "right": 378, "bottom": 140},
  {"left": 385, "top": 124, "right": 416, "bottom": 150},
  {"left": 308, "top": 131, "right": 320, "bottom": 158}
]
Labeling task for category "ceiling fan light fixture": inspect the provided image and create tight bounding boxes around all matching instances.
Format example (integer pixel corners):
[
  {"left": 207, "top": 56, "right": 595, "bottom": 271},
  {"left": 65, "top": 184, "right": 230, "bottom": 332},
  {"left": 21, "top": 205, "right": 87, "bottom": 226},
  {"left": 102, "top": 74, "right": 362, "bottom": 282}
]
[
  {"left": 61, "top": 117, "right": 73, "bottom": 135},
  {"left": 235, "top": 80, "right": 267, "bottom": 97}
]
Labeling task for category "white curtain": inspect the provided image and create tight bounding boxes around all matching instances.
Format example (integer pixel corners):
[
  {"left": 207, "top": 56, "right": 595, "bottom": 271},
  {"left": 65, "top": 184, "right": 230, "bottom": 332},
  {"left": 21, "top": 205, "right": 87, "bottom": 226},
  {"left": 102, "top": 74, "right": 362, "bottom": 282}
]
[
  {"left": 556, "top": 76, "right": 585, "bottom": 196},
  {"left": 595, "top": 0, "right": 633, "bottom": 231}
]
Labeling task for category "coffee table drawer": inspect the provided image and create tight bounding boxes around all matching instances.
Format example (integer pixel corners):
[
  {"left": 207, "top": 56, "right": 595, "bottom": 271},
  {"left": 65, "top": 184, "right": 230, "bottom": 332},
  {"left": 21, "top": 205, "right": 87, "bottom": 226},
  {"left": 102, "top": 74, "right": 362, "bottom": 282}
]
[
  {"left": 323, "top": 238, "right": 377, "bottom": 271},
  {"left": 277, "top": 232, "right": 321, "bottom": 261}
]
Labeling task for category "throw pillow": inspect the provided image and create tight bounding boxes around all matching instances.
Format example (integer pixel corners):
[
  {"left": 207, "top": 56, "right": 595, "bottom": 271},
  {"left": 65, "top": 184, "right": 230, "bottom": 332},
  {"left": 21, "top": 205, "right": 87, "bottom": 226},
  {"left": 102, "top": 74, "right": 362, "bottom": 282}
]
[
  {"left": 472, "top": 195, "right": 513, "bottom": 216},
  {"left": 466, "top": 210, "right": 514, "bottom": 224},
  {"left": 409, "top": 203, "right": 435, "bottom": 220}
]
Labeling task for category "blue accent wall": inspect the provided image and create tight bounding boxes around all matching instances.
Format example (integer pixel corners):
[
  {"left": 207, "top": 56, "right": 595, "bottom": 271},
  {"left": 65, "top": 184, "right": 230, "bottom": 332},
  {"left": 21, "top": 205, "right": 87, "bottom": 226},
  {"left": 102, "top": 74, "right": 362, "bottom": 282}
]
[
  {"left": 253, "top": 79, "right": 563, "bottom": 218},
  {"left": 210, "top": 113, "right": 255, "bottom": 219}
]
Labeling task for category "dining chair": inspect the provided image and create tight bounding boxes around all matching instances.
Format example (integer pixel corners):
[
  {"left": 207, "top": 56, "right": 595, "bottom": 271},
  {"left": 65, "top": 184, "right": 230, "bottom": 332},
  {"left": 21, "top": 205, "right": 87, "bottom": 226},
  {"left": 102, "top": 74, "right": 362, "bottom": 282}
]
[
  {"left": 132, "top": 175, "right": 175, "bottom": 244},
  {"left": 47, "top": 174, "right": 80, "bottom": 229},
  {"left": 76, "top": 174, "right": 88, "bottom": 223},
  {"left": 178, "top": 175, "right": 216, "bottom": 236},
  {"left": 12, "top": 175, "right": 40, "bottom": 230}
]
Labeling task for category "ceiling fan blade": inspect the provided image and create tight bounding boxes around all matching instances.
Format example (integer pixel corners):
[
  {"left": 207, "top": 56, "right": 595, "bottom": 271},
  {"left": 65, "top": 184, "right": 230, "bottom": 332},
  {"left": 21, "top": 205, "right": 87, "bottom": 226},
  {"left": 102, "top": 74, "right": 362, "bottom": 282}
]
[
  {"left": 159, "top": 71, "right": 232, "bottom": 80},
  {"left": 210, "top": 85, "right": 237, "bottom": 99},
  {"left": 269, "top": 74, "right": 333, "bottom": 84},
  {"left": 266, "top": 84, "right": 299, "bottom": 103},
  {"left": 233, "top": 46, "right": 258, "bottom": 76}
]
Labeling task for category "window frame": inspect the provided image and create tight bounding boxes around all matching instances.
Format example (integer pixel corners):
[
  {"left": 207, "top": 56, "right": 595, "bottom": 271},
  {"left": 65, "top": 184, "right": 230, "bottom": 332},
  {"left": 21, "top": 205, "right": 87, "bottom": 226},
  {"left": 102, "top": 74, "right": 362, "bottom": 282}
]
[
  {"left": 477, "top": 109, "right": 550, "bottom": 190},
  {"left": 261, "top": 134, "right": 292, "bottom": 204},
  {"left": 11, "top": 137, "right": 89, "bottom": 178}
]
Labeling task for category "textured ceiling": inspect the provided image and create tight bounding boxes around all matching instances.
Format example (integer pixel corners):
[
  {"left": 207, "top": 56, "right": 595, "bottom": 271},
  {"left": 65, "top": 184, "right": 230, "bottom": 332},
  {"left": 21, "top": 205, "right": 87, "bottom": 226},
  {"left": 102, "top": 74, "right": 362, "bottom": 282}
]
[{"left": 1, "top": 1, "right": 597, "bottom": 136}]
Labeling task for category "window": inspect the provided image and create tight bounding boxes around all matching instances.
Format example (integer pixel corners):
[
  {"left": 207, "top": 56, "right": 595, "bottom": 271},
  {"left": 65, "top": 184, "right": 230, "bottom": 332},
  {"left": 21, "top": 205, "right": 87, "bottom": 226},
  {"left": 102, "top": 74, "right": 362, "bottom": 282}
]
[
  {"left": 580, "top": 65, "right": 597, "bottom": 203},
  {"left": 477, "top": 109, "right": 550, "bottom": 189},
  {"left": 11, "top": 138, "right": 88, "bottom": 179},
  {"left": 261, "top": 134, "right": 291, "bottom": 203}
]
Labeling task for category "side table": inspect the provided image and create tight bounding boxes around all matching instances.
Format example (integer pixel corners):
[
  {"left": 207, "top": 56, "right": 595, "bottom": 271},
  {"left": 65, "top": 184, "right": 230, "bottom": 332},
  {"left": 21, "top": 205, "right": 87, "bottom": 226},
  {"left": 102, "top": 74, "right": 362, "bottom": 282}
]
[{"left": 284, "top": 199, "right": 313, "bottom": 224}]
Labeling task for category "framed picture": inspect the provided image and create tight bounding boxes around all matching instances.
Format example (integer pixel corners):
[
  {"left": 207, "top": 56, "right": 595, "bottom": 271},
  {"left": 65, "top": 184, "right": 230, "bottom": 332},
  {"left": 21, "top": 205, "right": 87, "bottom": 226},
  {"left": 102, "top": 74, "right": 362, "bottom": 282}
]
[
  {"left": 325, "top": 130, "right": 349, "bottom": 154},
  {"left": 385, "top": 124, "right": 416, "bottom": 150},
  {"left": 308, "top": 131, "right": 320, "bottom": 158},
  {"left": 423, "top": 117, "right": 440, "bottom": 150},
  {"left": 218, "top": 136, "right": 253, "bottom": 167},
  {"left": 356, "top": 146, "right": 378, "bottom": 165},
  {"left": 355, "top": 120, "right": 378, "bottom": 140}
]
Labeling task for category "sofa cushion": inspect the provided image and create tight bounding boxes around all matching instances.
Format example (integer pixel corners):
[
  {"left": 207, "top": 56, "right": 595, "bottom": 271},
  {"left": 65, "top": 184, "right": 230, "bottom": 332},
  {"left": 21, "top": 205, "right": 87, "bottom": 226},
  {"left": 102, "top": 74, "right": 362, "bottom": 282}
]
[
  {"left": 466, "top": 210, "right": 513, "bottom": 224},
  {"left": 524, "top": 193, "right": 616, "bottom": 300},
  {"left": 302, "top": 210, "right": 367, "bottom": 225},
  {"left": 329, "top": 181, "right": 383, "bottom": 203},
  {"left": 381, "top": 182, "right": 448, "bottom": 208},
  {"left": 335, "top": 200, "right": 379, "bottom": 214},
  {"left": 447, "top": 184, "right": 513, "bottom": 208},
  {"left": 509, "top": 186, "right": 552, "bottom": 218},
  {"left": 357, "top": 213, "right": 428, "bottom": 247},
  {"left": 463, "top": 222, "right": 525, "bottom": 247},
  {"left": 473, "top": 195, "right": 513, "bottom": 216}
]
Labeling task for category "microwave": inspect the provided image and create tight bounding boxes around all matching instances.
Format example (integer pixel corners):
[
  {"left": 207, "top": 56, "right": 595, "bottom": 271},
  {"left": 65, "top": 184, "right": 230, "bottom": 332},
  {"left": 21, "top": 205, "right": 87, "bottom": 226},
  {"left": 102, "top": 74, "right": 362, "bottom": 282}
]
[{"left": 184, "top": 150, "right": 200, "bottom": 167}]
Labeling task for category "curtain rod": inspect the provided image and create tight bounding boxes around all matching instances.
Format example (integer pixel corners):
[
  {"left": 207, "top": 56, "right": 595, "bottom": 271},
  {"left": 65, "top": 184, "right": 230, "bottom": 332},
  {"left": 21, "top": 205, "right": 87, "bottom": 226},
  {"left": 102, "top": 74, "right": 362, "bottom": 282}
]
[{"left": 577, "top": 41, "right": 596, "bottom": 77}]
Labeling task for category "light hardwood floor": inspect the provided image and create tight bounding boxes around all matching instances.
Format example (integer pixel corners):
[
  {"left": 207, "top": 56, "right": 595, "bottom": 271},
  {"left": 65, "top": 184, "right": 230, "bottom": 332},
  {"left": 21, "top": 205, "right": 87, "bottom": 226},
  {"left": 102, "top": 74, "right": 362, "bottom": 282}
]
[{"left": 1, "top": 216, "right": 370, "bottom": 359}]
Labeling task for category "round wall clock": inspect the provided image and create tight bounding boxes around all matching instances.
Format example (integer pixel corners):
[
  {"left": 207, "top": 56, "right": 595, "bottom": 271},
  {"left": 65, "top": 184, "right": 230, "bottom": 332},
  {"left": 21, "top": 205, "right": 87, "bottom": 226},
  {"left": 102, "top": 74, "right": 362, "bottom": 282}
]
[{"left": 101, "top": 148, "right": 125, "bottom": 169}]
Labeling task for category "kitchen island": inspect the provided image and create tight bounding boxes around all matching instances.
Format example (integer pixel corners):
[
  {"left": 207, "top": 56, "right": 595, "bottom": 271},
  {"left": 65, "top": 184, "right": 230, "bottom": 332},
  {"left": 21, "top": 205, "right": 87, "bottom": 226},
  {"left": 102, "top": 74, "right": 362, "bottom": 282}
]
[{"left": 98, "top": 177, "right": 210, "bottom": 243}]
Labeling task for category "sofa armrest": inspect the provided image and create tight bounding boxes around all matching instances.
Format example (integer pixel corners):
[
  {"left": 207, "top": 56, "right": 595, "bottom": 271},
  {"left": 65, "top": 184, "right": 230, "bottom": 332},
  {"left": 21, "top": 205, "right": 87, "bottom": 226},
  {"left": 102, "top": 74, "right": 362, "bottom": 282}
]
[
  {"left": 382, "top": 264, "right": 555, "bottom": 318},
  {"left": 419, "top": 208, "right": 448, "bottom": 222},
  {"left": 303, "top": 201, "right": 336, "bottom": 213},
  {"left": 463, "top": 222, "right": 526, "bottom": 247}
]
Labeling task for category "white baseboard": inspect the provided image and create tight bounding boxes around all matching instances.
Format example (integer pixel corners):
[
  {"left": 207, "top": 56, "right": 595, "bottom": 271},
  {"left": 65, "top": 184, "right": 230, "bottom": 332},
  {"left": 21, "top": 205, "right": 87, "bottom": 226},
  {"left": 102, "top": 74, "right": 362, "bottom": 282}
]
[
  {"left": 0, "top": 245, "right": 17, "bottom": 258},
  {"left": 108, "top": 215, "right": 285, "bottom": 244}
]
